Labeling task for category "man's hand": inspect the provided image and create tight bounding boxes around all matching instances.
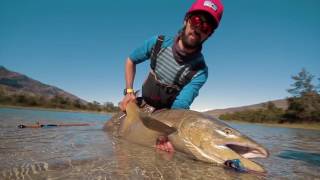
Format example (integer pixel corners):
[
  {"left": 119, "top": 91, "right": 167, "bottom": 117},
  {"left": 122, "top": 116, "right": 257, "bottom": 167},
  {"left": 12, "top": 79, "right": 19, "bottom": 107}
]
[
  {"left": 119, "top": 93, "right": 136, "bottom": 112},
  {"left": 156, "top": 136, "right": 175, "bottom": 152}
]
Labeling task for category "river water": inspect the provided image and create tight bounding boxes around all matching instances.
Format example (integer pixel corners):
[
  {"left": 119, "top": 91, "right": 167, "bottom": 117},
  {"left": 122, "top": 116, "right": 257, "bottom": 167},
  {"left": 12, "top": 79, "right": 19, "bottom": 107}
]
[{"left": 0, "top": 107, "right": 319, "bottom": 179}]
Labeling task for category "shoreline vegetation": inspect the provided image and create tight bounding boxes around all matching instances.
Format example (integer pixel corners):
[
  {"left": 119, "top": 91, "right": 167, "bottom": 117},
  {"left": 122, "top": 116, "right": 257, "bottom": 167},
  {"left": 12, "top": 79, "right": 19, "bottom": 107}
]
[
  {"left": 1, "top": 104, "right": 319, "bottom": 131},
  {"left": 0, "top": 104, "right": 320, "bottom": 130},
  {"left": 0, "top": 66, "right": 119, "bottom": 114},
  {"left": 224, "top": 119, "right": 320, "bottom": 131},
  {"left": 1, "top": 68, "right": 319, "bottom": 130},
  {"left": 219, "top": 69, "right": 320, "bottom": 130},
  {"left": 0, "top": 104, "right": 116, "bottom": 115},
  {"left": 0, "top": 89, "right": 120, "bottom": 114}
]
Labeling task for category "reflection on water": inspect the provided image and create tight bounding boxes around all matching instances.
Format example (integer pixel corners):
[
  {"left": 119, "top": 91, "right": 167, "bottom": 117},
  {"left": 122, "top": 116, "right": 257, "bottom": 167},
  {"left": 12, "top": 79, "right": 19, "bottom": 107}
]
[
  {"left": 0, "top": 107, "right": 320, "bottom": 179},
  {"left": 278, "top": 150, "right": 320, "bottom": 167}
]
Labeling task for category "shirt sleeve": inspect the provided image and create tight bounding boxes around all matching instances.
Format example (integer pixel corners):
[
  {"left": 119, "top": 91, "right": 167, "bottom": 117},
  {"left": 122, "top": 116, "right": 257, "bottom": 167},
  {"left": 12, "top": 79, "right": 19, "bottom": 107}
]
[
  {"left": 129, "top": 36, "right": 158, "bottom": 64},
  {"left": 171, "top": 67, "right": 208, "bottom": 109}
]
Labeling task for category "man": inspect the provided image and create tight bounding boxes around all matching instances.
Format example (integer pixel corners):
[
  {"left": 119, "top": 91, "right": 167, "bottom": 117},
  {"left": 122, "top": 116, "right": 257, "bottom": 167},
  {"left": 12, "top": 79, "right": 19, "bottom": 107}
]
[{"left": 120, "top": 0, "right": 224, "bottom": 152}]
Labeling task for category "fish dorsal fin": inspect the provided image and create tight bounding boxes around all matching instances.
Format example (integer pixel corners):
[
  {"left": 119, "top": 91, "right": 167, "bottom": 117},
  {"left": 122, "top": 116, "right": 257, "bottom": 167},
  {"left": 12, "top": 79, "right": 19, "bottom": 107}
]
[{"left": 139, "top": 112, "right": 176, "bottom": 135}]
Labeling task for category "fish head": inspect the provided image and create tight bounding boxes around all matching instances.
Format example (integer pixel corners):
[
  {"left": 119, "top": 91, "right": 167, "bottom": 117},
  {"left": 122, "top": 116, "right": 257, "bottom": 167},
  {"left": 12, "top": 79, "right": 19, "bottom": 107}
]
[{"left": 179, "top": 112, "right": 269, "bottom": 173}]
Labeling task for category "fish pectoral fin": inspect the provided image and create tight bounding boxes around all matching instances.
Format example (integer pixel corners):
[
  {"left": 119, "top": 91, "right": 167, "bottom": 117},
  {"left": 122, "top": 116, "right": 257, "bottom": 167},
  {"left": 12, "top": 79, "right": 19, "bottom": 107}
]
[{"left": 139, "top": 112, "right": 176, "bottom": 135}]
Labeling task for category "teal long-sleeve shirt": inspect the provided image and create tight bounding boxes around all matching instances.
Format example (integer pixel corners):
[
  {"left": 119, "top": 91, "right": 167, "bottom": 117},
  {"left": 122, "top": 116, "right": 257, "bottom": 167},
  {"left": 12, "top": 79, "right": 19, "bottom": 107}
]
[{"left": 129, "top": 35, "right": 208, "bottom": 109}]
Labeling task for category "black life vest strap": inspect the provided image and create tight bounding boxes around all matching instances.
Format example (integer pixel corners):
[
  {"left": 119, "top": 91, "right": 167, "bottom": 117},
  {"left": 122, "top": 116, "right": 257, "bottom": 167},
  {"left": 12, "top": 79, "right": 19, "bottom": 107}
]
[
  {"left": 150, "top": 35, "right": 165, "bottom": 70},
  {"left": 175, "top": 60, "right": 206, "bottom": 88},
  {"left": 150, "top": 35, "right": 206, "bottom": 88},
  {"left": 185, "top": 60, "right": 206, "bottom": 82}
]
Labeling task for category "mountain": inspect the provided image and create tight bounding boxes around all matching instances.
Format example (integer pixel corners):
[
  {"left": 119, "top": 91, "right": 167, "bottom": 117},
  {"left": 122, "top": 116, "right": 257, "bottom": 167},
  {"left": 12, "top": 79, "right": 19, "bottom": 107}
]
[
  {"left": 0, "top": 66, "right": 86, "bottom": 103},
  {"left": 205, "top": 99, "right": 288, "bottom": 117}
]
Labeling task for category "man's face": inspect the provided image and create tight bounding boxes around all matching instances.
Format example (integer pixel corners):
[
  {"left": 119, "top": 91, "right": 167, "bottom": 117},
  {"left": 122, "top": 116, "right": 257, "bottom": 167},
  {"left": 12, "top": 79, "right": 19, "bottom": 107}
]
[{"left": 181, "top": 14, "right": 214, "bottom": 49}]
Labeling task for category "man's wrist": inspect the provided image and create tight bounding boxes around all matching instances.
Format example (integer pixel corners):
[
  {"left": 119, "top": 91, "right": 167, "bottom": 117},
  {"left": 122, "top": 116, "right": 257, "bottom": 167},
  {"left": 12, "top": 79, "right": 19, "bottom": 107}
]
[{"left": 123, "top": 88, "right": 134, "bottom": 95}]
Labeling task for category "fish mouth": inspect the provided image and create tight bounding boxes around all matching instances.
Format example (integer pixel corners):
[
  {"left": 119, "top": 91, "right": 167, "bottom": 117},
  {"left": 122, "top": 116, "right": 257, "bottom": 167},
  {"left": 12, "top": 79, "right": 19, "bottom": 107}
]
[{"left": 225, "top": 143, "right": 269, "bottom": 159}]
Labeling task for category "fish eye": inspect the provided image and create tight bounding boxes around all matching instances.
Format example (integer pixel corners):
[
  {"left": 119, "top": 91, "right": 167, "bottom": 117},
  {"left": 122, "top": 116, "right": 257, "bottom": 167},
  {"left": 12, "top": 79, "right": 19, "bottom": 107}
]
[{"left": 224, "top": 128, "right": 232, "bottom": 135}]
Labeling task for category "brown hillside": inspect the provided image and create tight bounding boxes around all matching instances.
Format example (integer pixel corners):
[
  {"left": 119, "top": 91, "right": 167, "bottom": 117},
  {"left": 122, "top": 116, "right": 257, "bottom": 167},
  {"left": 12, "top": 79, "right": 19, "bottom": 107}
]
[{"left": 205, "top": 99, "right": 288, "bottom": 117}]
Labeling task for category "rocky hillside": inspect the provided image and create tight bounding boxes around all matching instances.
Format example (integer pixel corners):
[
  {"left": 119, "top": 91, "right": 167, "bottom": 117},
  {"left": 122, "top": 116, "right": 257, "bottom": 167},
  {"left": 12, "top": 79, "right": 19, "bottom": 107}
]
[
  {"left": 205, "top": 99, "right": 288, "bottom": 117},
  {"left": 0, "top": 66, "right": 86, "bottom": 103}
]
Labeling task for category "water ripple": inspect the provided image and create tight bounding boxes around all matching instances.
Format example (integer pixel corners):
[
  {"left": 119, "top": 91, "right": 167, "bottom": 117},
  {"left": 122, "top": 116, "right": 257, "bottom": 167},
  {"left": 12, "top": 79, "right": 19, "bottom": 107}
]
[{"left": 1, "top": 107, "right": 320, "bottom": 179}]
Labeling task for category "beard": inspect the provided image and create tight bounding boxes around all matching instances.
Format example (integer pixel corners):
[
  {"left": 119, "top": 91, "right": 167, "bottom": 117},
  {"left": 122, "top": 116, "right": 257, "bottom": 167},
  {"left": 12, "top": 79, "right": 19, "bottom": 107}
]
[{"left": 180, "top": 28, "right": 203, "bottom": 49}]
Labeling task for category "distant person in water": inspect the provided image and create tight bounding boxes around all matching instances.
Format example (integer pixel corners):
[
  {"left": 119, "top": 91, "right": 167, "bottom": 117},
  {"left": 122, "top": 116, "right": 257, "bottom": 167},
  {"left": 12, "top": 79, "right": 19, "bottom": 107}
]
[{"left": 119, "top": 0, "right": 224, "bottom": 152}]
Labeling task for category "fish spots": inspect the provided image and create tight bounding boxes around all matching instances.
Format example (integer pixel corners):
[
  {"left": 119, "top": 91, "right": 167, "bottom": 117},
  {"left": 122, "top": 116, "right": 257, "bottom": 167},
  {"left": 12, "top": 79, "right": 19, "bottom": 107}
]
[
  {"left": 183, "top": 120, "right": 216, "bottom": 152},
  {"left": 183, "top": 120, "right": 207, "bottom": 147},
  {"left": 186, "top": 126, "right": 202, "bottom": 147}
]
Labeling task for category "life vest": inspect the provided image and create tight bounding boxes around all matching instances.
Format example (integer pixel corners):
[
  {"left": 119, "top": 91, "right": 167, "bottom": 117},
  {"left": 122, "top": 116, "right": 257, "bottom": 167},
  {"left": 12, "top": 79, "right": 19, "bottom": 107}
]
[{"left": 142, "top": 35, "right": 206, "bottom": 109}]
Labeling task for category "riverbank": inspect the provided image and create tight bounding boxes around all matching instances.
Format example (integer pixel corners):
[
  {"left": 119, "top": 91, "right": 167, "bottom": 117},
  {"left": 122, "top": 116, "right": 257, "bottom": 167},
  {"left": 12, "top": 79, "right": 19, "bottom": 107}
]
[
  {"left": 0, "top": 104, "right": 117, "bottom": 116},
  {"left": 225, "top": 120, "right": 320, "bottom": 131},
  {"left": 2, "top": 105, "right": 319, "bottom": 131}
]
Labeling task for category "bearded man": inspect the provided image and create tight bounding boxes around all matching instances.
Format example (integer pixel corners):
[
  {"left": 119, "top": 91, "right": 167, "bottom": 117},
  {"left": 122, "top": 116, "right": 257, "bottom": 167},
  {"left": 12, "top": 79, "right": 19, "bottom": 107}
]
[{"left": 119, "top": 0, "right": 224, "bottom": 152}]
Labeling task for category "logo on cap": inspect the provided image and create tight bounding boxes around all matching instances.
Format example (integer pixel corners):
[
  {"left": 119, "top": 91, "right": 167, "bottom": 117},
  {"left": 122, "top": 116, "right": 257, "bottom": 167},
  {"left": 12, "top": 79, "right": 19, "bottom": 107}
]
[{"left": 203, "top": 0, "right": 218, "bottom": 11}]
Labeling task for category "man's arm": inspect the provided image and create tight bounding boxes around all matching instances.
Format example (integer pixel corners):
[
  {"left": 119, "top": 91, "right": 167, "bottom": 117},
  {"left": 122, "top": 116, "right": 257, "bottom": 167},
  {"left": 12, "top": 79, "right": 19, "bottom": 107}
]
[
  {"left": 119, "top": 58, "right": 137, "bottom": 111},
  {"left": 171, "top": 68, "right": 208, "bottom": 109},
  {"left": 125, "top": 58, "right": 136, "bottom": 89},
  {"left": 119, "top": 36, "right": 159, "bottom": 111},
  {"left": 129, "top": 36, "right": 159, "bottom": 64}
]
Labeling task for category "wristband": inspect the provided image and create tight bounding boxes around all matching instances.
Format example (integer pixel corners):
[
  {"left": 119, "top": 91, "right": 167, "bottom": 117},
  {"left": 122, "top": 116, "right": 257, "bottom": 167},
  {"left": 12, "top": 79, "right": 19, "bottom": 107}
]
[{"left": 123, "top": 88, "right": 134, "bottom": 95}]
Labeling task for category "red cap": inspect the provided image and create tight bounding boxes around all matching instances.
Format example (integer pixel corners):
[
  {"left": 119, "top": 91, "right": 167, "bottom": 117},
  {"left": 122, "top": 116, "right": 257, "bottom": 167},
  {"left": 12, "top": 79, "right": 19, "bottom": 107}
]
[{"left": 187, "top": 0, "right": 224, "bottom": 28}]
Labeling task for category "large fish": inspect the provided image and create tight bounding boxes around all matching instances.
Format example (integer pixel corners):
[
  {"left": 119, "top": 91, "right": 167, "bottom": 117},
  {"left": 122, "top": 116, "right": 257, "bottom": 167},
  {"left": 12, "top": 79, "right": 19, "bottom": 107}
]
[{"left": 104, "top": 102, "right": 269, "bottom": 173}]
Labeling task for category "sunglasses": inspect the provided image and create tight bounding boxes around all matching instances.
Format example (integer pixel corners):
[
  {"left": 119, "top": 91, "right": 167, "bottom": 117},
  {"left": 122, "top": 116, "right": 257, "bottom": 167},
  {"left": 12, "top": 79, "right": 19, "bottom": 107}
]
[{"left": 188, "top": 15, "right": 213, "bottom": 34}]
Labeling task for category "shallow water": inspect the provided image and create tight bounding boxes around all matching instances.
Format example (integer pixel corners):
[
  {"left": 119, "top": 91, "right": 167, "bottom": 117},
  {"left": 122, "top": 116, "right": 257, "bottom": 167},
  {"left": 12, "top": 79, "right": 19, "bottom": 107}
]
[{"left": 0, "top": 107, "right": 319, "bottom": 179}]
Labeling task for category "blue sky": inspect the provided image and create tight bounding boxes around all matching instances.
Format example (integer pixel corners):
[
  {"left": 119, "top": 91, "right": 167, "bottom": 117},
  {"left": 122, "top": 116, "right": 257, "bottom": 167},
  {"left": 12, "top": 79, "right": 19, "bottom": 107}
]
[{"left": 1, "top": 0, "right": 319, "bottom": 111}]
